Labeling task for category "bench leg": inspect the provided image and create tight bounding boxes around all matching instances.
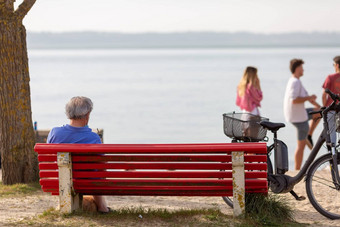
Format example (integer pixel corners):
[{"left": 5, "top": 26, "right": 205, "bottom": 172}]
[
  {"left": 57, "top": 152, "right": 82, "bottom": 213},
  {"left": 232, "top": 151, "right": 245, "bottom": 218}
]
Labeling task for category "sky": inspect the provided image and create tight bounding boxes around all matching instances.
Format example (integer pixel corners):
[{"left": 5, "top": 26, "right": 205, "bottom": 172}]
[{"left": 15, "top": 0, "right": 340, "bottom": 33}]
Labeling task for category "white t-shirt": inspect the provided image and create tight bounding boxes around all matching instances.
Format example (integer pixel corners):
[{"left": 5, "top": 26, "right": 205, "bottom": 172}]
[{"left": 283, "top": 77, "right": 308, "bottom": 123}]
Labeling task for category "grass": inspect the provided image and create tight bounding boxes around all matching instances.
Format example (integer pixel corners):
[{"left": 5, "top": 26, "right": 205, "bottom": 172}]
[
  {"left": 15, "top": 207, "right": 233, "bottom": 227},
  {"left": 12, "top": 198, "right": 305, "bottom": 227},
  {"left": 242, "top": 193, "right": 301, "bottom": 226},
  {"left": 0, "top": 181, "right": 41, "bottom": 198},
  {"left": 0, "top": 180, "right": 303, "bottom": 226}
]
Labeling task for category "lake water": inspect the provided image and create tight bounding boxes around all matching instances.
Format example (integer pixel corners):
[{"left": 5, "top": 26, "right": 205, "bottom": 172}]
[{"left": 28, "top": 47, "right": 340, "bottom": 169}]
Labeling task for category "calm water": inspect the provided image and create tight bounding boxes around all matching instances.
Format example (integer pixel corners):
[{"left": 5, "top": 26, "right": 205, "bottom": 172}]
[{"left": 29, "top": 47, "right": 340, "bottom": 169}]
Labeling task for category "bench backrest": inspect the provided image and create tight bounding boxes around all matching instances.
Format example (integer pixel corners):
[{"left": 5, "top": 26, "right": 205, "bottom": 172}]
[{"left": 35, "top": 143, "right": 268, "bottom": 197}]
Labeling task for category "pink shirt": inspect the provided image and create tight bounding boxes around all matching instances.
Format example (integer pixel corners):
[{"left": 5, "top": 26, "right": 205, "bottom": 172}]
[{"left": 236, "top": 84, "right": 263, "bottom": 112}]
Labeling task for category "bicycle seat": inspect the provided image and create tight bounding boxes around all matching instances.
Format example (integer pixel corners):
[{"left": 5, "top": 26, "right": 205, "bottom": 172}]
[{"left": 260, "top": 121, "right": 285, "bottom": 132}]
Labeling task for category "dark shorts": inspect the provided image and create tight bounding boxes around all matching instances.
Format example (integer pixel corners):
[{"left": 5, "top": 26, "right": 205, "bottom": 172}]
[
  {"left": 291, "top": 108, "right": 314, "bottom": 141},
  {"left": 306, "top": 108, "right": 314, "bottom": 121}
]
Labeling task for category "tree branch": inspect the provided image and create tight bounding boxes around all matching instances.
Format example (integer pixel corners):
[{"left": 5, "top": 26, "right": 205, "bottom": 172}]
[
  {"left": 14, "top": 0, "right": 36, "bottom": 20},
  {"left": 0, "top": 0, "right": 15, "bottom": 19}
]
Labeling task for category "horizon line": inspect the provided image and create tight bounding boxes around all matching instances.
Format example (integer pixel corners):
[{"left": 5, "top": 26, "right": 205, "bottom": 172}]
[{"left": 26, "top": 30, "right": 340, "bottom": 35}]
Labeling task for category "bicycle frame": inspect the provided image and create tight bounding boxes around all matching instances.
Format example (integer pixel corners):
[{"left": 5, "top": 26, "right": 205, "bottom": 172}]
[
  {"left": 272, "top": 99, "right": 340, "bottom": 193},
  {"left": 286, "top": 128, "right": 327, "bottom": 187}
]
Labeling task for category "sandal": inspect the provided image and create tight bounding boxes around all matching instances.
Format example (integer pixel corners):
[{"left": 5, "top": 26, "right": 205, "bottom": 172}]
[{"left": 98, "top": 207, "right": 113, "bottom": 214}]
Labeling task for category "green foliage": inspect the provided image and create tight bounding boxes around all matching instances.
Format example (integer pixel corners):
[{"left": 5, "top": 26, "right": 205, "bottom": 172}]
[
  {"left": 243, "top": 193, "right": 299, "bottom": 226},
  {"left": 0, "top": 182, "right": 41, "bottom": 198},
  {"left": 13, "top": 202, "right": 306, "bottom": 227},
  {"left": 17, "top": 207, "right": 233, "bottom": 227}
]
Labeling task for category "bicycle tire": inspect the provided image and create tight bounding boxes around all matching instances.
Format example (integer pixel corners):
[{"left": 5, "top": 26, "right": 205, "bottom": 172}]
[
  {"left": 306, "top": 153, "right": 340, "bottom": 219},
  {"left": 222, "top": 154, "right": 273, "bottom": 208}
]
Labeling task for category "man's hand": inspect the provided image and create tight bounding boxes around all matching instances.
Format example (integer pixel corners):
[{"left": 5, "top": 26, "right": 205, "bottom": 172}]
[
  {"left": 308, "top": 95, "right": 321, "bottom": 108},
  {"left": 309, "top": 94, "right": 316, "bottom": 101}
]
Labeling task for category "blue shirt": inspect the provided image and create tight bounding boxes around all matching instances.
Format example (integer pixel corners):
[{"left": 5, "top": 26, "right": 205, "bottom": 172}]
[{"left": 47, "top": 124, "right": 101, "bottom": 144}]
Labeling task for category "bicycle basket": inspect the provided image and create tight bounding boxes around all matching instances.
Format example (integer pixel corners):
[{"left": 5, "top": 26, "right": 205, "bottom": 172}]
[
  {"left": 223, "top": 112, "right": 269, "bottom": 141},
  {"left": 336, "top": 112, "right": 340, "bottom": 133}
]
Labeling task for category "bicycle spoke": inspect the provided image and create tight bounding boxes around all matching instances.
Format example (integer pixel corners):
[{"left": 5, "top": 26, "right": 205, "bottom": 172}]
[
  {"left": 306, "top": 154, "right": 340, "bottom": 219},
  {"left": 311, "top": 176, "right": 337, "bottom": 190}
]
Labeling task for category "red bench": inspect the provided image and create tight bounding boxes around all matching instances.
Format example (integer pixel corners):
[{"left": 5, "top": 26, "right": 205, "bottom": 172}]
[{"left": 35, "top": 143, "right": 268, "bottom": 216}]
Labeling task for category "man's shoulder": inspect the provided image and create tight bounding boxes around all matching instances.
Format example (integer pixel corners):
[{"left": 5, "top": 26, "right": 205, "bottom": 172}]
[
  {"left": 327, "top": 73, "right": 340, "bottom": 80},
  {"left": 287, "top": 77, "right": 300, "bottom": 87},
  {"left": 50, "top": 126, "right": 67, "bottom": 134},
  {"left": 85, "top": 130, "right": 102, "bottom": 143},
  {"left": 88, "top": 130, "right": 100, "bottom": 138}
]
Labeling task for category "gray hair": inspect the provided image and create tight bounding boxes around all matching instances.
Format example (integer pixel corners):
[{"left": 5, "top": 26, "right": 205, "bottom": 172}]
[{"left": 65, "top": 96, "right": 93, "bottom": 119}]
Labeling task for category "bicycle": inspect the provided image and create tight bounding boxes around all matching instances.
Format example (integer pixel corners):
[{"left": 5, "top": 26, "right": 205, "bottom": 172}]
[{"left": 222, "top": 89, "right": 340, "bottom": 219}]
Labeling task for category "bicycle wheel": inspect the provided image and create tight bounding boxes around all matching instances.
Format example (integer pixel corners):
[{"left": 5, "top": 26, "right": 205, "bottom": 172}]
[
  {"left": 306, "top": 153, "right": 340, "bottom": 219},
  {"left": 222, "top": 154, "right": 273, "bottom": 208}
]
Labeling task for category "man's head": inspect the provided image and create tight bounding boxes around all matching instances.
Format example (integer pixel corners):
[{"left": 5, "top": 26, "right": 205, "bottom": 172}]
[
  {"left": 65, "top": 96, "right": 93, "bottom": 121},
  {"left": 333, "top": 56, "right": 340, "bottom": 73},
  {"left": 290, "top": 59, "right": 304, "bottom": 77}
]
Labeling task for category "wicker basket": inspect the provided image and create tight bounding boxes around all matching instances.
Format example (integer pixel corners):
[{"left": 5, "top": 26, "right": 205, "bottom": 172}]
[{"left": 223, "top": 112, "right": 269, "bottom": 142}]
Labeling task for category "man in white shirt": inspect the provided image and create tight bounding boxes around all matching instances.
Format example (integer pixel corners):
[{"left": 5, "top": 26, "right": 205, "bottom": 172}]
[{"left": 283, "top": 59, "right": 320, "bottom": 170}]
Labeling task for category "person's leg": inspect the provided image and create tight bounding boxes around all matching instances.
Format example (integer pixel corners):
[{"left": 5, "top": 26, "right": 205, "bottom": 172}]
[
  {"left": 306, "top": 108, "right": 321, "bottom": 149},
  {"left": 292, "top": 121, "right": 309, "bottom": 170},
  {"left": 295, "top": 139, "right": 306, "bottom": 170},
  {"left": 328, "top": 111, "right": 337, "bottom": 145},
  {"left": 93, "top": 196, "right": 109, "bottom": 212},
  {"left": 308, "top": 111, "right": 321, "bottom": 136}
]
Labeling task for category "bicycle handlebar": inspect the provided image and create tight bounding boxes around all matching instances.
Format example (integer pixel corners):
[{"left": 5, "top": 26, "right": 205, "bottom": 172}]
[
  {"left": 325, "top": 88, "right": 340, "bottom": 101},
  {"left": 309, "top": 110, "right": 323, "bottom": 115}
]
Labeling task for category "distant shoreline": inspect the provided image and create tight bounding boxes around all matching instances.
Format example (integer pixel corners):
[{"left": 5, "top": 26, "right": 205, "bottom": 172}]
[
  {"left": 27, "top": 45, "right": 340, "bottom": 50},
  {"left": 27, "top": 31, "right": 340, "bottom": 49}
]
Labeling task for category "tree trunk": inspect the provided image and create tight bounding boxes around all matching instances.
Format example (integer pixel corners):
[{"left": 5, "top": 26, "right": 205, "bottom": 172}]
[{"left": 0, "top": 0, "right": 38, "bottom": 184}]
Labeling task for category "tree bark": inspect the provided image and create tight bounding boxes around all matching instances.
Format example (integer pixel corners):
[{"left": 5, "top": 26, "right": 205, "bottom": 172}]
[{"left": 0, "top": 0, "right": 38, "bottom": 184}]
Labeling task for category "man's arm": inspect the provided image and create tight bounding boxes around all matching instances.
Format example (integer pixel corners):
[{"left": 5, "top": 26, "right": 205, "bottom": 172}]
[
  {"left": 292, "top": 95, "right": 314, "bottom": 104},
  {"left": 310, "top": 99, "right": 321, "bottom": 109},
  {"left": 322, "top": 89, "right": 328, "bottom": 106}
]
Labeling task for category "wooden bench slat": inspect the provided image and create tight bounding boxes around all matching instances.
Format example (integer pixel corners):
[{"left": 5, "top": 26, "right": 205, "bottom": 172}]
[
  {"left": 39, "top": 162, "right": 267, "bottom": 171},
  {"left": 38, "top": 155, "right": 57, "bottom": 162},
  {"left": 43, "top": 191, "right": 268, "bottom": 197},
  {"left": 39, "top": 170, "right": 267, "bottom": 179},
  {"left": 71, "top": 171, "right": 266, "bottom": 179},
  {"left": 40, "top": 179, "right": 267, "bottom": 191},
  {"left": 76, "top": 179, "right": 267, "bottom": 186},
  {"left": 39, "top": 171, "right": 58, "bottom": 178},
  {"left": 71, "top": 189, "right": 267, "bottom": 196},
  {"left": 35, "top": 143, "right": 267, "bottom": 154},
  {"left": 73, "top": 185, "right": 245, "bottom": 191},
  {"left": 40, "top": 178, "right": 267, "bottom": 187},
  {"left": 38, "top": 154, "right": 267, "bottom": 163},
  {"left": 71, "top": 155, "right": 267, "bottom": 163},
  {"left": 71, "top": 190, "right": 236, "bottom": 196},
  {"left": 70, "top": 163, "right": 267, "bottom": 170},
  {"left": 72, "top": 163, "right": 232, "bottom": 170},
  {"left": 39, "top": 163, "right": 58, "bottom": 170},
  {"left": 74, "top": 171, "right": 234, "bottom": 179}
]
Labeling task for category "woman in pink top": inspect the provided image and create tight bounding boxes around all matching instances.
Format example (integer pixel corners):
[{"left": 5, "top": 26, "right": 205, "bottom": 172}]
[{"left": 236, "top": 66, "right": 263, "bottom": 115}]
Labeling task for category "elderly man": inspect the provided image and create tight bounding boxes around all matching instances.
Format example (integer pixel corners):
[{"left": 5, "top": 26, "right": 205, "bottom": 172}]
[{"left": 47, "top": 96, "right": 110, "bottom": 213}]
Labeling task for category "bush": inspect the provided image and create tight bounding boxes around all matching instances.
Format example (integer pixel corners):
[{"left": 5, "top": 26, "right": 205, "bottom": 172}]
[{"left": 244, "top": 193, "right": 296, "bottom": 226}]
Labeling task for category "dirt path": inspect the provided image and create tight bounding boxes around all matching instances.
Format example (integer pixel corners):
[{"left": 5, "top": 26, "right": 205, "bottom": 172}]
[{"left": 1, "top": 170, "right": 340, "bottom": 226}]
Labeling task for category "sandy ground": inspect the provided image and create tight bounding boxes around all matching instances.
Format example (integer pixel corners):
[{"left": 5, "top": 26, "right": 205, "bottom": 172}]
[{"left": 1, "top": 170, "right": 340, "bottom": 226}]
